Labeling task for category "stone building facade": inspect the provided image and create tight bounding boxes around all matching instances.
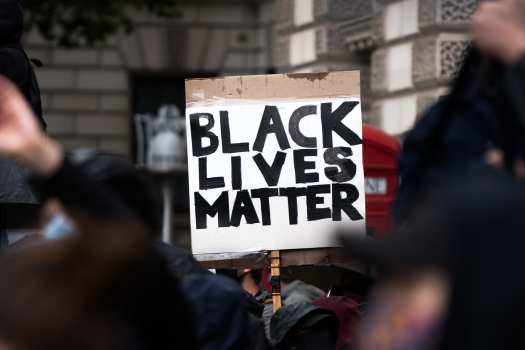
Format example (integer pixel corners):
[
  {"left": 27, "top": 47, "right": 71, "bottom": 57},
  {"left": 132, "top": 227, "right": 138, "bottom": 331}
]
[
  {"left": 273, "top": 0, "right": 478, "bottom": 135},
  {"left": 367, "top": 0, "right": 475, "bottom": 135},
  {"left": 18, "top": 0, "right": 477, "bottom": 247},
  {"left": 20, "top": 0, "right": 274, "bottom": 247},
  {"left": 23, "top": 0, "right": 274, "bottom": 157},
  {"left": 24, "top": 0, "right": 478, "bottom": 153},
  {"left": 273, "top": 0, "right": 375, "bottom": 121}
]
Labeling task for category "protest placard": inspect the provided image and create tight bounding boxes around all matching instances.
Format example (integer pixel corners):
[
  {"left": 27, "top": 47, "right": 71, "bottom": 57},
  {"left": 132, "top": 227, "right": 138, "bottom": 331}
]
[{"left": 185, "top": 72, "right": 366, "bottom": 265}]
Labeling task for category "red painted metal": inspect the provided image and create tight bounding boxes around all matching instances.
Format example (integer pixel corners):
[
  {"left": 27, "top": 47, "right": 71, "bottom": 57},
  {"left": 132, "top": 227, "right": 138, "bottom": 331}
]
[{"left": 362, "top": 124, "right": 401, "bottom": 240}]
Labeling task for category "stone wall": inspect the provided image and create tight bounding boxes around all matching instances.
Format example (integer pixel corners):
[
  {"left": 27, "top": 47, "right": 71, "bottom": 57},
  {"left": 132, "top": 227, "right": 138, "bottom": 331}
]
[
  {"left": 368, "top": 0, "right": 476, "bottom": 134},
  {"left": 23, "top": 1, "right": 273, "bottom": 156},
  {"left": 274, "top": 0, "right": 373, "bottom": 72}
]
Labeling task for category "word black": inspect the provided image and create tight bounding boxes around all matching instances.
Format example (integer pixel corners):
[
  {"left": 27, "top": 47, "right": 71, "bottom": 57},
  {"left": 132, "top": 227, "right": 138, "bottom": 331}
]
[{"left": 189, "top": 102, "right": 362, "bottom": 156}]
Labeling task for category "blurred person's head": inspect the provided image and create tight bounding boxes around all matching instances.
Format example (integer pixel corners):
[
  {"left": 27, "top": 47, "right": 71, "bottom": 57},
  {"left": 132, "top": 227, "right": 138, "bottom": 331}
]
[
  {"left": 340, "top": 278, "right": 374, "bottom": 304},
  {"left": 68, "top": 149, "right": 162, "bottom": 234},
  {"left": 38, "top": 149, "right": 162, "bottom": 239},
  {"left": 181, "top": 275, "right": 250, "bottom": 350},
  {"left": 313, "top": 296, "right": 362, "bottom": 350},
  {"left": 358, "top": 265, "right": 450, "bottom": 350},
  {"left": 281, "top": 275, "right": 296, "bottom": 290},
  {"left": 473, "top": 0, "right": 525, "bottom": 65},
  {"left": 0, "top": 215, "right": 149, "bottom": 350},
  {"left": 343, "top": 172, "right": 525, "bottom": 350},
  {"left": 271, "top": 302, "right": 339, "bottom": 350},
  {"left": 343, "top": 208, "right": 454, "bottom": 350},
  {"left": 0, "top": 0, "right": 24, "bottom": 46}
]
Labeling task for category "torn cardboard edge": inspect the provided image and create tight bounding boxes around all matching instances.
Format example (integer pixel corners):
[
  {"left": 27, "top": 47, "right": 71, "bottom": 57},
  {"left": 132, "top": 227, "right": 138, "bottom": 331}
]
[
  {"left": 185, "top": 71, "right": 361, "bottom": 108},
  {"left": 195, "top": 247, "right": 356, "bottom": 269},
  {"left": 186, "top": 95, "right": 362, "bottom": 108}
]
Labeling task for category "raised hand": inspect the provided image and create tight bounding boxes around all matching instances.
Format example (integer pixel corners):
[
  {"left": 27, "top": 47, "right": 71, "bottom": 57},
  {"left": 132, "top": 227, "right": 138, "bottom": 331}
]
[
  {"left": 473, "top": 0, "right": 525, "bottom": 65},
  {"left": 0, "top": 75, "right": 62, "bottom": 176}
]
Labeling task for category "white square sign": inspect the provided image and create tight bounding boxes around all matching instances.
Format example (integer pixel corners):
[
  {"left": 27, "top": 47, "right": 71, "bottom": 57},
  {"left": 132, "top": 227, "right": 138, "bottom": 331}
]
[{"left": 186, "top": 98, "right": 366, "bottom": 255}]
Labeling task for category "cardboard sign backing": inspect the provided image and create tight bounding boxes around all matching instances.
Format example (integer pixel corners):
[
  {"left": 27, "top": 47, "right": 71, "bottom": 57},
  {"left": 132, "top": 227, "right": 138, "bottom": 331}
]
[{"left": 185, "top": 71, "right": 364, "bottom": 268}]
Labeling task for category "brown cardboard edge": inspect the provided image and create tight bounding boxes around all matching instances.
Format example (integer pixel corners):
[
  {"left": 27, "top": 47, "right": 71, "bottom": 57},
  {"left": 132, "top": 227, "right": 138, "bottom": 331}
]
[
  {"left": 197, "top": 248, "right": 356, "bottom": 269},
  {"left": 185, "top": 71, "right": 360, "bottom": 107}
]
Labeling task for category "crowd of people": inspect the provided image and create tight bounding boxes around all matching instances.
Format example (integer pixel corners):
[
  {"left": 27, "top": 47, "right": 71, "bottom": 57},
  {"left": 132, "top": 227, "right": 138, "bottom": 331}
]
[{"left": 2, "top": 0, "right": 525, "bottom": 349}]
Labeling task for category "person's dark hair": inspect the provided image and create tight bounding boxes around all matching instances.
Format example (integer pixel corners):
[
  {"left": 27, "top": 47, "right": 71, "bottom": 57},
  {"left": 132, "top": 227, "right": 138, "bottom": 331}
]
[
  {"left": 0, "top": 0, "right": 24, "bottom": 46},
  {"left": 68, "top": 149, "right": 163, "bottom": 234},
  {"left": 345, "top": 278, "right": 374, "bottom": 295},
  {"left": 280, "top": 275, "right": 295, "bottom": 284},
  {"left": 217, "top": 269, "right": 264, "bottom": 285},
  {"left": 247, "top": 269, "right": 263, "bottom": 285},
  {"left": 271, "top": 303, "right": 339, "bottom": 350},
  {"left": 0, "top": 216, "right": 149, "bottom": 350}
]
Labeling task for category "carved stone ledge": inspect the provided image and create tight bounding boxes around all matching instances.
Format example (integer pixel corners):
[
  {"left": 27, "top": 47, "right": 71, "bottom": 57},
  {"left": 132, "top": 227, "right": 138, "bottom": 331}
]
[
  {"left": 329, "top": 0, "right": 372, "bottom": 15},
  {"left": 412, "top": 37, "right": 437, "bottom": 87},
  {"left": 328, "top": 27, "right": 347, "bottom": 54},
  {"left": 273, "top": 37, "right": 290, "bottom": 68},
  {"left": 440, "top": 0, "right": 479, "bottom": 23},
  {"left": 274, "top": 0, "right": 294, "bottom": 32},
  {"left": 416, "top": 93, "right": 438, "bottom": 122},
  {"left": 371, "top": 48, "right": 388, "bottom": 93},
  {"left": 439, "top": 40, "right": 470, "bottom": 79},
  {"left": 372, "top": 9, "right": 385, "bottom": 43},
  {"left": 419, "top": 0, "right": 438, "bottom": 28},
  {"left": 316, "top": 28, "right": 328, "bottom": 55},
  {"left": 363, "top": 102, "right": 382, "bottom": 128},
  {"left": 314, "top": 0, "right": 329, "bottom": 18}
]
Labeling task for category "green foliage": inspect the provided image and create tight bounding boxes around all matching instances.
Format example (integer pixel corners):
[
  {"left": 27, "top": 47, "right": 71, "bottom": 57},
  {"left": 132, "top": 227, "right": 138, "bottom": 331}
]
[{"left": 21, "top": 0, "right": 179, "bottom": 48}]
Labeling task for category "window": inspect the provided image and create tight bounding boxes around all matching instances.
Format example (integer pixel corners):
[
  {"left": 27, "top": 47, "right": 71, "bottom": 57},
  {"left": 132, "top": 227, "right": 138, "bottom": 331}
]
[
  {"left": 384, "top": 0, "right": 419, "bottom": 41},
  {"left": 290, "top": 29, "right": 316, "bottom": 66},
  {"left": 388, "top": 42, "right": 413, "bottom": 91},
  {"left": 294, "top": 0, "right": 314, "bottom": 27},
  {"left": 382, "top": 95, "right": 417, "bottom": 135}
]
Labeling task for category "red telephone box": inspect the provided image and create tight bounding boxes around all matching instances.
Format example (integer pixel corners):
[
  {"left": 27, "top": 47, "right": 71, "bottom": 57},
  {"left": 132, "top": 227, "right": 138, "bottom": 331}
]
[{"left": 362, "top": 124, "right": 401, "bottom": 240}]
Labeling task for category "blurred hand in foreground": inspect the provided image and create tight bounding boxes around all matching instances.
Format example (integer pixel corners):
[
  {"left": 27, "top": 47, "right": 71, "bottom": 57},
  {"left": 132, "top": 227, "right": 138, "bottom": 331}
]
[
  {"left": 0, "top": 75, "right": 62, "bottom": 176},
  {"left": 473, "top": 0, "right": 525, "bottom": 65}
]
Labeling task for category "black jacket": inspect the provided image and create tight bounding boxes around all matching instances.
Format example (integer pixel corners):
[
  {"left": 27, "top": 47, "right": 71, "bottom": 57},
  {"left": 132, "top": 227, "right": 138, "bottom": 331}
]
[
  {"left": 0, "top": 0, "right": 44, "bottom": 205},
  {"left": 0, "top": 0, "right": 28, "bottom": 90},
  {"left": 153, "top": 240, "right": 210, "bottom": 279},
  {"left": 0, "top": 0, "right": 45, "bottom": 129}
]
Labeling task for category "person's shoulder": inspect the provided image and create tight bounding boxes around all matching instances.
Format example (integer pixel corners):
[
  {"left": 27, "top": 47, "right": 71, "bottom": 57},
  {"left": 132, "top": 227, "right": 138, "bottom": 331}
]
[
  {"left": 0, "top": 46, "right": 26, "bottom": 60},
  {"left": 0, "top": 47, "right": 28, "bottom": 83},
  {"left": 0, "top": 48, "right": 18, "bottom": 63},
  {"left": 153, "top": 240, "right": 210, "bottom": 278},
  {"left": 153, "top": 239, "right": 192, "bottom": 255}
]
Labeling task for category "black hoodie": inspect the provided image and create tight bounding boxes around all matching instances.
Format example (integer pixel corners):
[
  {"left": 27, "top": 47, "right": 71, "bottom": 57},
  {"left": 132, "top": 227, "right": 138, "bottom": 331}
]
[
  {"left": 0, "top": 0, "right": 45, "bottom": 204},
  {"left": 0, "top": 0, "right": 29, "bottom": 92}
]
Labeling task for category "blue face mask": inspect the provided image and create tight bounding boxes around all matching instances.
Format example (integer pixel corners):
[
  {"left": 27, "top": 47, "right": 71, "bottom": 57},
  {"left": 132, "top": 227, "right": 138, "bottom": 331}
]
[{"left": 42, "top": 214, "right": 77, "bottom": 240}]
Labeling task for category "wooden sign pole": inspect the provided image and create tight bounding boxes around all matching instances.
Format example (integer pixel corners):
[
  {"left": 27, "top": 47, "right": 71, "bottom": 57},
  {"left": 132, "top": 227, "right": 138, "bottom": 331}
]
[{"left": 271, "top": 250, "right": 282, "bottom": 313}]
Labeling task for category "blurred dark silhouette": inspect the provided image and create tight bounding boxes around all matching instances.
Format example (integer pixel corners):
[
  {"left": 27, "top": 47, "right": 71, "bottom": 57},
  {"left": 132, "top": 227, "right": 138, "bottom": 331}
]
[
  {"left": 217, "top": 268, "right": 274, "bottom": 339},
  {"left": 343, "top": 2, "right": 525, "bottom": 350},
  {"left": 280, "top": 276, "right": 324, "bottom": 305},
  {"left": 67, "top": 148, "right": 209, "bottom": 279},
  {"left": 181, "top": 274, "right": 251, "bottom": 350},
  {"left": 0, "top": 0, "right": 45, "bottom": 129},
  {"left": 270, "top": 302, "right": 339, "bottom": 350},
  {"left": 313, "top": 296, "right": 363, "bottom": 350},
  {"left": 0, "top": 72, "right": 198, "bottom": 349},
  {"left": 330, "top": 278, "right": 374, "bottom": 306}
]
